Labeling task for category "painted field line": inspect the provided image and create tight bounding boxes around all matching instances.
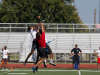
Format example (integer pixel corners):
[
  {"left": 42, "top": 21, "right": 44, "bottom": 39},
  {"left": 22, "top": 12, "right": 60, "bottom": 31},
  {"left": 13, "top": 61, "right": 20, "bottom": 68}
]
[
  {"left": 8, "top": 73, "right": 28, "bottom": 75},
  {"left": 0, "top": 70, "right": 100, "bottom": 72},
  {"left": 78, "top": 71, "right": 81, "bottom": 75},
  {"left": 0, "top": 71, "right": 11, "bottom": 75}
]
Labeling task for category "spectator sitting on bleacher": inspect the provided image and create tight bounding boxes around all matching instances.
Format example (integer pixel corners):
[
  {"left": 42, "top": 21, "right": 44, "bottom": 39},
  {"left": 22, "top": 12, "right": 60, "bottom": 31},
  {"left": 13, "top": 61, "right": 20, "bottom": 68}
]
[{"left": 71, "top": 44, "right": 82, "bottom": 70}]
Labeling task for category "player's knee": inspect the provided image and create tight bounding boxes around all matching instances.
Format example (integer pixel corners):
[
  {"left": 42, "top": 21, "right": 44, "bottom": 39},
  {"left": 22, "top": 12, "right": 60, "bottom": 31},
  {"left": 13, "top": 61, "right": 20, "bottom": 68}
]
[{"left": 30, "top": 51, "right": 34, "bottom": 54}]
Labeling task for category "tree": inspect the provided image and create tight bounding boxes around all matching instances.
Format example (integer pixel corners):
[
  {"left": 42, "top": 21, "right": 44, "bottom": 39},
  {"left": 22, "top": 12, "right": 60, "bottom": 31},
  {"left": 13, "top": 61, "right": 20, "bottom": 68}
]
[
  {"left": 0, "top": 0, "right": 81, "bottom": 23},
  {"left": 0, "top": 0, "right": 88, "bottom": 33}
]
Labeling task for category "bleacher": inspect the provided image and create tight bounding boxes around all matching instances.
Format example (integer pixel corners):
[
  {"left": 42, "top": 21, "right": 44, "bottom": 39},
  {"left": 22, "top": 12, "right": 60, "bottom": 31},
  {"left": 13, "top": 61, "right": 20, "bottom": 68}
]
[
  {"left": 0, "top": 33, "right": 26, "bottom": 53},
  {"left": 0, "top": 33, "right": 100, "bottom": 62}
]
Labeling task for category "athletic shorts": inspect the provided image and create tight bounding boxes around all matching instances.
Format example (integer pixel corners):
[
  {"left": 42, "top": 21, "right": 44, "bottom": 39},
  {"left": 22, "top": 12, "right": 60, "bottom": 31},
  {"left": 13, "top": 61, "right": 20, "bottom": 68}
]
[
  {"left": 98, "top": 58, "right": 100, "bottom": 64},
  {"left": 73, "top": 57, "right": 79, "bottom": 64},
  {"left": 45, "top": 44, "right": 52, "bottom": 58},
  {"left": 1, "top": 58, "right": 8, "bottom": 64},
  {"left": 46, "top": 44, "right": 52, "bottom": 54},
  {"left": 38, "top": 48, "right": 46, "bottom": 58},
  {"left": 31, "top": 40, "right": 38, "bottom": 51}
]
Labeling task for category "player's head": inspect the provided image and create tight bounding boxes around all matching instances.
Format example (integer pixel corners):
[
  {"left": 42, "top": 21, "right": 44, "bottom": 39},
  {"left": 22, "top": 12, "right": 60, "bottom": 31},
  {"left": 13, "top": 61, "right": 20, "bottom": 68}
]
[
  {"left": 75, "top": 44, "right": 78, "bottom": 48},
  {"left": 4, "top": 46, "right": 7, "bottom": 50},
  {"left": 36, "top": 32, "right": 41, "bottom": 38},
  {"left": 27, "top": 26, "right": 34, "bottom": 31}
]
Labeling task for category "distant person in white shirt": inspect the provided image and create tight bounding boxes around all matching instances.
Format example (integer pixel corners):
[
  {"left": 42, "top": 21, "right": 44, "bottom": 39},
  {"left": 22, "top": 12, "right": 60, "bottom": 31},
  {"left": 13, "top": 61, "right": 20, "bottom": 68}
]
[
  {"left": 94, "top": 47, "right": 100, "bottom": 70},
  {"left": 1, "top": 46, "right": 9, "bottom": 70}
]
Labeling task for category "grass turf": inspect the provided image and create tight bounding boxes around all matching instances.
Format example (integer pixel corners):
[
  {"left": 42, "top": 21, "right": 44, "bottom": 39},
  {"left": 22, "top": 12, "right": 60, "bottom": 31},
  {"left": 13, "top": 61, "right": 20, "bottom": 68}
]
[{"left": 0, "top": 68, "right": 100, "bottom": 75}]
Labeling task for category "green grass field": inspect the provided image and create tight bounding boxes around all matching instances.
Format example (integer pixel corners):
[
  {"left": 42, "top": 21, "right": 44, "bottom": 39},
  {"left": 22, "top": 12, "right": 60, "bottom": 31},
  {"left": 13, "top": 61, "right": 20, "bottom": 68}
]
[{"left": 0, "top": 68, "right": 100, "bottom": 75}]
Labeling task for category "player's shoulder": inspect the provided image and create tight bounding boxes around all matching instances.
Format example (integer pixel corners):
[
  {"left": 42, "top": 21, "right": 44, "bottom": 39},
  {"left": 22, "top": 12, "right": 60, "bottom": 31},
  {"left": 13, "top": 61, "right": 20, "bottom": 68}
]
[
  {"left": 72, "top": 48, "right": 75, "bottom": 50},
  {"left": 78, "top": 48, "right": 80, "bottom": 50}
]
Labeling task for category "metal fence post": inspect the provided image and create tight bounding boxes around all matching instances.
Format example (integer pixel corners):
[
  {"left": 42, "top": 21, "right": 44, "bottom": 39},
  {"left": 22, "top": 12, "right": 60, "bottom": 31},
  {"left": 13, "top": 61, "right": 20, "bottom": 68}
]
[
  {"left": 89, "top": 25, "right": 90, "bottom": 33},
  {"left": 57, "top": 24, "right": 58, "bottom": 33},
  {"left": 10, "top": 24, "right": 11, "bottom": 32},
  {"left": 55, "top": 43, "right": 56, "bottom": 63},
  {"left": 89, "top": 35, "right": 92, "bottom": 63},
  {"left": 73, "top": 24, "right": 74, "bottom": 33},
  {"left": 26, "top": 24, "right": 27, "bottom": 33},
  {"left": 65, "top": 49, "right": 66, "bottom": 64}
]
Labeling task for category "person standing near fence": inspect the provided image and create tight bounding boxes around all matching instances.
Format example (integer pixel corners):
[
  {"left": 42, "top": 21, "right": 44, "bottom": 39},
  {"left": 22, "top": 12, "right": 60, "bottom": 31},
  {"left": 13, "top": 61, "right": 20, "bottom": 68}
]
[
  {"left": 94, "top": 47, "right": 100, "bottom": 70},
  {"left": 71, "top": 44, "right": 82, "bottom": 70},
  {"left": 1, "top": 46, "right": 9, "bottom": 70}
]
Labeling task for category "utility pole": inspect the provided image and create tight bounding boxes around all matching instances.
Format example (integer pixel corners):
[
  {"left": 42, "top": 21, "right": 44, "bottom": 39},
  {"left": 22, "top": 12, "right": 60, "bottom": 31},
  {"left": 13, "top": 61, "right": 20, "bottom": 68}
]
[
  {"left": 94, "top": 9, "right": 96, "bottom": 24},
  {"left": 94, "top": 9, "right": 96, "bottom": 33},
  {"left": 99, "top": 0, "right": 100, "bottom": 24}
]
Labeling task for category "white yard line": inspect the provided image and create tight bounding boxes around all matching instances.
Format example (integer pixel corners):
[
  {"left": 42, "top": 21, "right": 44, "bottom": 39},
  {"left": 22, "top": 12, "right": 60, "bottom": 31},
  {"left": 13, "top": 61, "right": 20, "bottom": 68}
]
[
  {"left": 0, "top": 70, "right": 100, "bottom": 72},
  {"left": 78, "top": 71, "right": 81, "bottom": 75},
  {"left": 0, "top": 71, "right": 10, "bottom": 75},
  {"left": 8, "top": 73, "right": 28, "bottom": 75}
]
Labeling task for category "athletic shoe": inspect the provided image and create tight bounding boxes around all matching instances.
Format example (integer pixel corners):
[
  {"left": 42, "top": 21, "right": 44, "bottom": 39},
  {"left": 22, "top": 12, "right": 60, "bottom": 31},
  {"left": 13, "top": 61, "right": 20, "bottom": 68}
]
[
  {"left": 5, "top": 69, "right": 8, "bottom": 70},
  {"left": 23, "top": 60, "right": 27, "bottom": 66},
  {"left": 32, "top": 67, "right": 35, "bottom": 73},
  {"left": 44, "top": 62, "right": 47, "bottom": 67},
  {"left": 77, "top": 68, "right": 80, "bottom": 70},
  {"left": 35, "top": 67, "right": 38, "bottom": 71},
  {"left": 2, "top": 69, "right": 4, "bottom": 70},
  {"left": 97, "top": 69, "right": 99, "bottom": 71},
  {"left": 41, "top": 20, "right": 45, "bottom": 23},
  {"left": 49, "top": 62, "right": 56, "bottom": 66}
]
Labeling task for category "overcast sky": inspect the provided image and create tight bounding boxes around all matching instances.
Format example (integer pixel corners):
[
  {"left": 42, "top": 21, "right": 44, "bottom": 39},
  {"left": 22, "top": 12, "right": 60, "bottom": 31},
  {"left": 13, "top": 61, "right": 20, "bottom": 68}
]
[{"left": 73, "top": 0, "right": 99, "bottom": 24}]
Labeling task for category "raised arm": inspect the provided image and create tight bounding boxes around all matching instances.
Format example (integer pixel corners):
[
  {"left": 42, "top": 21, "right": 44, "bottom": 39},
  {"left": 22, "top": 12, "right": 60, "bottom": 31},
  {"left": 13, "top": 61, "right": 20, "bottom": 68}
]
[
  {"left": 41, "top": 23, "right": 44, "bottom": 32},
  {"left": 33, "top": 22, "right": 41, "bottom": 31},
  {"left": 2, "top": 46, "right": 5, "bottom": 51}
]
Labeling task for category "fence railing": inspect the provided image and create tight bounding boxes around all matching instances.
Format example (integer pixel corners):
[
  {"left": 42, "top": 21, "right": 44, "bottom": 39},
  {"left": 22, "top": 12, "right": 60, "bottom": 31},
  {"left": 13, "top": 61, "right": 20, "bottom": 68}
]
[{"left": 0, "top": 23, "right": 100, "bottom": 33}]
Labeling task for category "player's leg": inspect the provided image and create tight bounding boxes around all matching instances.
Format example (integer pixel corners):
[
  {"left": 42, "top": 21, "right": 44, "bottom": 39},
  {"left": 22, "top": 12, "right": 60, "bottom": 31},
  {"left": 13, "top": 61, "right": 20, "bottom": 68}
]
[
  {"left": 97, "top": 63, "right": 99, "bottom": 70},
  {"left": 73, "top": 57, "right": 76, "bottom": 69},
  {"left": 1, "top": 59, "right": 4, "bottom": 70},
  {"left": 35, "top": 58, "right": 44, "bottom": 67},
  {"left": 34, "top": 52, "right": 39, "bottom": 71},
  {"left": 4, "top": 59, "right": 8, "bottom": 70},
  {"left": 23, "top": 40, "right": 37, "bottom": 66},
  {"left": 32, "top": 48, "right": 46, "bottom": 73},
  {"left": 46, "top": 44, "right": 56, "bottom": 66},
  {"left": 97, "top": 58, "right": 100, "bottom": 70},
  {"left": 76, "top": 58, "right": 80, "bottom": 70},
  {"left": 43, "top": 52, "right": 48, "bottom": 67}
]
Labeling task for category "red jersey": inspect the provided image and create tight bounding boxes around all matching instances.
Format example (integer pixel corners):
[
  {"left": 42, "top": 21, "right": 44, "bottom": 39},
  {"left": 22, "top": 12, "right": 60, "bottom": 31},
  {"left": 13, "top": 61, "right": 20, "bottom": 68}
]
[{"left": 37, "top": 32, "right": 46, "bottom": 47}]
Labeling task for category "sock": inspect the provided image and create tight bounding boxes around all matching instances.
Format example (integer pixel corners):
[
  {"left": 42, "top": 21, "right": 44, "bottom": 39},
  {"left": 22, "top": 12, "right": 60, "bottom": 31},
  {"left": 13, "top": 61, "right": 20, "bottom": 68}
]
[
  {"left": 25, "top": 58, "right": 28, "bottom": 62},
  {"left": 5, "top": 66, "right": 6, "bottom": 69},
  {"left": 2, "top": 65, "right": 3, "bottom": 69},
  {"left": 50, "top": 59, "right": 53, "bottom": 63},
  {"left": 44, "top": 59, "right": 46, "bottom": 63},
  {"left": 34, "top": 66, "right": 36, "bottom": 69}
]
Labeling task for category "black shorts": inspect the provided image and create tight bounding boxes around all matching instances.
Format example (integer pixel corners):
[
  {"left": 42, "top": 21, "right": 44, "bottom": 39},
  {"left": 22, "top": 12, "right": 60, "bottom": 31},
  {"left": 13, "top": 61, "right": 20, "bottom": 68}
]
[
  {"left": 73, "top": 57, "right": 79, "bottom": 64},
  {"left": 46, "top": 44, "right": 52, "bottom": 54},
  {"left": 31, "top": 40, "right": 38, "bottom": 51},
  {"left": 2, "top": 58, "right": 8, "bottom": 64},
  {"left": 45, "top": 44, "right": 52, "bottom": 58},
  {"left": 38, "top": 48, "right": 46, "bottom": 58}
]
